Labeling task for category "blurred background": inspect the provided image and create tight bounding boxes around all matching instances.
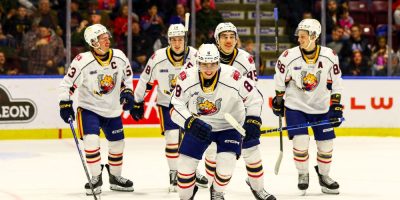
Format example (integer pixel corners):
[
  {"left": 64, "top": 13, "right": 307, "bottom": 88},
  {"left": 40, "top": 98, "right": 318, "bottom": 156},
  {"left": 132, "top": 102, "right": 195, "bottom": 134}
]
[{"left": 0, "top": 0, "right": 399, "bottom": 77}]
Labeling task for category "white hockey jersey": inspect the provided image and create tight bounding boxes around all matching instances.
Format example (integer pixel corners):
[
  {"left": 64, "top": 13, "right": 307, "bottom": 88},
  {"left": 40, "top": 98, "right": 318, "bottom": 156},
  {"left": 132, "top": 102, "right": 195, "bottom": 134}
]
[
  {"left": 223, "top": 48, "right": 258, "bottom": 82},
  {"left": 170, "top": 64, "right": 263, "bottom": 131},
  {"left": 274, "top": 45, "right": 343, "bottom": 114},
  {"left": 59, "top": 49, "right": 133, "bottom": 117},
  {"left": 134, "top": 46, "right": 197, "bottom": 107}
]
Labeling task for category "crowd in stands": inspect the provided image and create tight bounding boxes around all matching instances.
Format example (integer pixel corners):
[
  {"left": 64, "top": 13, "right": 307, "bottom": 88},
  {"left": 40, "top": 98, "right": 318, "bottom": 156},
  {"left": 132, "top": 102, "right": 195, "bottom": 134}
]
[
  {"left": 279, "top": 0, "right": 400, "bottom": 76},
  {"left": 0, "top": 0, "right": 399, "bottom": 76}
]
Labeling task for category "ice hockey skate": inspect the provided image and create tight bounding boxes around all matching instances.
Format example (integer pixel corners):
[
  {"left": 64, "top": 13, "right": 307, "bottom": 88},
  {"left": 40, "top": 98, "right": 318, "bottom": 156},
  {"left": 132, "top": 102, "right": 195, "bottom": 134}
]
[
  {"left": 298, "top": 173, "right": 309, "bottom": 195},
  {"left": 84, "top": 164, "right": 104, "bottom": 195},
  {"left": 169, "top": 170, "right": 178, "bottom": 192},
  {"left": 195, "top": 170, "right": 208, "bottom": 188},
  {"left": 210, "top": 185, "right": 225, "bottom": 200},
  {"left": 105, "top": 164, "right": 134, "bottom": 192},
  {"left": 245, "top": 178, "right": 276, "bottom": 200},
  {"left": 85, "top": 174, "right": 103, "bottom": 195},
  {"left": 315, "top": 165, "right": 340, "bottom": 194}
]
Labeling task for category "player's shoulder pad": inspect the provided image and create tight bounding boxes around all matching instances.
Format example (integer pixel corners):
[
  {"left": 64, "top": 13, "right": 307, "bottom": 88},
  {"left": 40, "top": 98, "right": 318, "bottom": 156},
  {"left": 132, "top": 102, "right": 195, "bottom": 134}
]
[
  {"left": 71, "top": 51, "right": 94, "bottom": 67},
  {"left": 220, "top": 64, "right": 243, "bottom": 83},
  {"left": 151, "top": 47, "right": 169, "bottom": 62},
  {"left": 278, "top": 46, "right": 301, "bottom": 64},
  {"left": 319, "top": 46, "right": 339, "bottom": 58},
  {"left": 236, "top": 48, "right": 255, "bottom": 66}
]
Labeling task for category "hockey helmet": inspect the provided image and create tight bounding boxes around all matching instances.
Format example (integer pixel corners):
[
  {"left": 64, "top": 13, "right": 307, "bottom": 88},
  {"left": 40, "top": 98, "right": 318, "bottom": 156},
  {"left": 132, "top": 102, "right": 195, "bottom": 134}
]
[
  {"left": 197, "top": 44, "right": 220, "bottom": 64},
  {"left": 84, "top": 24, "right": 111, "bottom": 48},
  {"left": 168, "top": 24, "right": 186, "bottom": 38},
  {"left": 214, "top": 22, "right": 238, "bottom": 44},
  {"left": 295, "top": 19, "right": 321, "bottom": 39}
]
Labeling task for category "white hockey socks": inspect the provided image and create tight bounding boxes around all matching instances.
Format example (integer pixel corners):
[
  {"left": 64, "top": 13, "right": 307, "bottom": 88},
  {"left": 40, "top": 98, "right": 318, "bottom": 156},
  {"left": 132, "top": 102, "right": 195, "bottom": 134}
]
[
  {"left": 293, "top": 135, "right": 310, "bottom": 174},
  {"left": 213, "top": 152, "right": 237, "bottom": 193},
  {"left": 316, "top": 139, "right": 333, "bottom": 176},
  {"left": 177, "top": 154, "right": 199, "bottom": 200},
  {"left": 83, "top": 134, "right": 102, "bottom": 176},
  {"left": 242, "top": 145, "right": 265, "bottom": 192},
  {"left": 165, "top": 129, "right": 180, "bottom": 171},
  {"left": 108, "top": 139, "right": 125, "bottom": 176},
  {"left": 204, "top": 142, "right": 217, "bottom": 185}
]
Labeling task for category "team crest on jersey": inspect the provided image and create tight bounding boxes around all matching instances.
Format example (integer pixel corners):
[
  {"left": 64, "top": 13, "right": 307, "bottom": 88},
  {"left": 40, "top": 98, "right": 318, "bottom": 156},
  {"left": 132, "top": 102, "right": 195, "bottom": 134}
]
[
  {"left": 283, "top": 50, "right": 289, "bottom": 57},
  {"left": 196, "top": 96, "right": 222, "bottom": 116},
  {"left": 248, "top": 55, "right": 254, "bottom": 64},
  {"left": 179, "top": 71, "right": 187, "bottom": 80},
  {"left": 95, "top": 73, "right": 117, "bottom": 96},
  {"left": 301, "top": 71, "right": 321, "bottom": 92},
  {"left": 232, "top": 70, "right": 241, "bottom": 80}
]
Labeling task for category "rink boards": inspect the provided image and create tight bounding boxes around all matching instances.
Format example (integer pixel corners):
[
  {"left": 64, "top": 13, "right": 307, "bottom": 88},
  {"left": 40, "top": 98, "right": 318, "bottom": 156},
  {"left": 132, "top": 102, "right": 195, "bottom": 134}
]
[{"left": 0, "top": 77, "right": 399, "bottom": 139}]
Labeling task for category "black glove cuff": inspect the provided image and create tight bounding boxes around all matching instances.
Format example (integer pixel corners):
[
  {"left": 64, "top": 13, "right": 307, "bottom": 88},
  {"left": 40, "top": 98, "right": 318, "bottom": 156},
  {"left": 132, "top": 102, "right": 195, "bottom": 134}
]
[
  {"left": 60, "top": 100, "right": 73, "bottom": 108},
  {"left": 185, "top": 116, "right": 196, "bottom": 130},
  {"left": 245, "top": 116, "right": 262, "bottom": 127}
]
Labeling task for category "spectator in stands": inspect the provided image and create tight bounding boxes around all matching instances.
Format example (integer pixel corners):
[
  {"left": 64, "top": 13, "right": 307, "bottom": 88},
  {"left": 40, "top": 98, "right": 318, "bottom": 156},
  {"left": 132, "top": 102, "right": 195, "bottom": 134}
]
[
  {"left": 326, "top": 0, "right": 339, "bottom": 37},
  {"left": 140, "top": 4, "right": 164, "bottom": 45},
  {"left": 338, "top": 8, "right": 353, "bottom": 40},
  {"left": 3, "top": 5, "right": 31, "bottom": 47},
  {"left": 371, "top": 37, "right": 392, "bottom": 76},
  {"left": 25, "top": 20, "right": 64, "bottom": 75},
  {"left": 391, "top": 50, "right": 400, "bottom": 76},
  {"left": 113, "top": 4, "right": 139, "bottom": 47},
  {"left": 345, "top": 50, "right": 371, "bottom": 76},
  {"left": 196, "top": 0, "right": 223, "bottom": 45},
  {"left": 302, "top": 11, "right": 313, "bottom": 19},
  {"left": 393, "top": 0, "right": 400, "bottom": 25},
  {"left": 340, "top": 24, "right": 371, "bottom": 71},
  {"left": 169, "top": 3, "right": 186, "bottom": 25},
  {"left": 153, "top": 27, "right": 168, "bottom": 52},
  {"left": 71, "top": 9, "right": 103, "bottom": 46},
  {"left": 327, "top": 25, "right": 345, "bottom": 54},
  {"left": 32, "top": 0, "right": 62, "bottom": 37},
  {"left": 0, "top": 50, "right": 19, "bottom": 75},
  {"left": 0, "top": 23, "right": 16, "bottom": 48}
]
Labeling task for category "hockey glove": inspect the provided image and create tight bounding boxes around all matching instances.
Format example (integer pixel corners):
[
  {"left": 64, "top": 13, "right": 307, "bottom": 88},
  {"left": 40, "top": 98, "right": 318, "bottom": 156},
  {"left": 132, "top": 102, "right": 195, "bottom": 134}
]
[
  {"left": 130, "top": 101, "right": 144, "bottom": 121},
  {"left": 243, "top": 116, "right": 262, "bottom": 142},
  {"left": 184, "top": 116, "right": 212, "bottom": 142},
  {"left": 59, "top": 100, "right": 75, "bottom": 123},
  {"left": 329, "top": 104, "right": 343, "bottom": 127},
  {"left": 272, "top": 96, "right": 285, "bottom": 117},
  {"left": 120, "top": 88, "right": 134, "bottom": 111}
]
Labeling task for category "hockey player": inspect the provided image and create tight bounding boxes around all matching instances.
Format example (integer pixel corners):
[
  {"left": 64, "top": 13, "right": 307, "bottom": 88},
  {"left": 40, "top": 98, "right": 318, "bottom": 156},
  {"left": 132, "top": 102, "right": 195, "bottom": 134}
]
[
  {"left": 203, "top": 22, "right": 275, "bottom": 200},
  {"left": 170, "top": 43, "right": 264, "bottom": 200},
  {"left": 272, "top": 18, "right": 343, "bottom": 195},
  {"left": 59, "top": 24, "right": 134, "bottom": 195},
  {"left": 131, "top": 23, "right": 208, "bottom": 192}
]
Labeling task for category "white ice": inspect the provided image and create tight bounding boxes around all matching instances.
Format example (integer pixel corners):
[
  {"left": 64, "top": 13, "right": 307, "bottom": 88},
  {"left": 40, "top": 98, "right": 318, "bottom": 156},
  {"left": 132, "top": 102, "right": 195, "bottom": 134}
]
[{"left": 0, "top": 137, "right": 399, "bottom": 200}]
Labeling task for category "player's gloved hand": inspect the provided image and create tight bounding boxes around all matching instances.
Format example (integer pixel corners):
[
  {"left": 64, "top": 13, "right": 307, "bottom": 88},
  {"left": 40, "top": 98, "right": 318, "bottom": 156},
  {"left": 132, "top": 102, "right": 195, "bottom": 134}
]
[
  {"left": 120, "top": 88, "right": 134, "bottom": 111},
  {"left": 272, "top": 96, "right": 285, "bottom": 117},
  {"left": 130, "top": 101, "right": 144, "bottom": 121},
  {"left": 329, "top": 104, "right": 343, "bottom": 127},
  {"left": 59, "top": 100, "right": 75, "bottom": 123},
  {"left": 243, "top": 116, "right": 262, "bottom": 142},
  {"left": 184, "top": 116, "right": 212, "bottom": 142}
]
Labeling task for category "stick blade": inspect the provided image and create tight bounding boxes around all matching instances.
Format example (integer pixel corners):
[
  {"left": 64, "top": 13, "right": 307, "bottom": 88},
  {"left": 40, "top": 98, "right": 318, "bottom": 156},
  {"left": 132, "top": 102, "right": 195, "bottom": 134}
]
[
  {"left": 274, "top": 151, "right": 283, "bottom": 175},
  {"left": 224, "top": 113, "right": 246, "bottom": 137}
]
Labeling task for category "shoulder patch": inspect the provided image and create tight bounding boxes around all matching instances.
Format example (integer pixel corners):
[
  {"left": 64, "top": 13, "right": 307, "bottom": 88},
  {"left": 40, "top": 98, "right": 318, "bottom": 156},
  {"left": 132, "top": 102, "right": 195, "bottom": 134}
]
[
  {"left": 248, "top": 55, "right": 254, "bottom": 64},
  {"left": 151, "top": 53, "right": 156, "bottom": 60},
  {"left": 283, "top": 50, "right": 289, "bottom": 57},
  {"left": 232, "top": 70, "right": 241, "bottom": 81},
  {"left": 179, "top": 71, "right": 187, "bottom": 81},
  {"left": 332, "top": 49, "right": 337, "bottom": 56},
  {"left": 75, "top": 54, "right": 82, "bottom": 61}
]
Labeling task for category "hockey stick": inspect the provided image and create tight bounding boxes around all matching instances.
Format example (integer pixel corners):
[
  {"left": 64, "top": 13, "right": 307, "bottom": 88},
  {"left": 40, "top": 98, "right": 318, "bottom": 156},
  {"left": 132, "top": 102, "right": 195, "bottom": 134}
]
[
  {"left": 68, "top": 117, "right": 98, "bottom": 200},
  {"left": 224, "top": 113, "right": 246, "bottom": 137},
  {"left": 274, "top": 116, "right": 283, "bottom": 175},
  {"left": 273, "top": 7, "right": 283, "bottom": 175},
  {"left": 183, "top": 12, "right": 190, "bottom": 63},
  {"left": 261, "top": 117, "right": 345, "bottom": 134}
]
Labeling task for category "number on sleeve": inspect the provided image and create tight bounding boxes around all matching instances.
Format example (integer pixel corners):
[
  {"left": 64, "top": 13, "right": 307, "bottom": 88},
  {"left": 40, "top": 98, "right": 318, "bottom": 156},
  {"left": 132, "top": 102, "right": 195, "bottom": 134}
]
[
  {"left": 246, "top": 70, "right": 258, "bottom": 81},
  {"left": 277, "top": 60, "right": 285, "bottom": 73},
  {"left": 68, "top": 67, "right": 76, "bottom": 78},
  {"left": 244, "top": 80, "right": 253, "bottom": 92},
  {"left": 333, "top": 64, "right": 340, "bottom": 75},
  {"left": 175, "top": 85, "right": 182, "bottom": 97},
  {"left": 126, "top": 67, "right": 132, "bottom": 76},
  {"left": 145, "top": 65, "right": 151, "bottom": 74}
]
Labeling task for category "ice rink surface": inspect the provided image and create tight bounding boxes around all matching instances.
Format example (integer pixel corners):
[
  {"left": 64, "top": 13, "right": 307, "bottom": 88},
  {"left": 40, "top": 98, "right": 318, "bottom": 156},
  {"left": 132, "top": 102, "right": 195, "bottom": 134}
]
[{"left": 0, "top": 137, "right": 399, "bottom": 200}]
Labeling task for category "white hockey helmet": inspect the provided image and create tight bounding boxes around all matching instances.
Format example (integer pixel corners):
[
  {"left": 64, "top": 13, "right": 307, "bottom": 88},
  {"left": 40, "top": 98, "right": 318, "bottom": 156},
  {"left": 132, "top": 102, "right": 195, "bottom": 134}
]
[
  {"left": 84, "top": 24, "right": 111, "bottom": 48},
  {"left": 295, "top": 19, "right": 321, "bottom": 39},
  {"left": 168, "top": 24, "right": 186, "bottom": 38},
  {"left": 214, "top": 22, "right": 238, "bottom": 44},
  {"left": 197, "top": 44, "right": 220, "bottom": 64}
]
